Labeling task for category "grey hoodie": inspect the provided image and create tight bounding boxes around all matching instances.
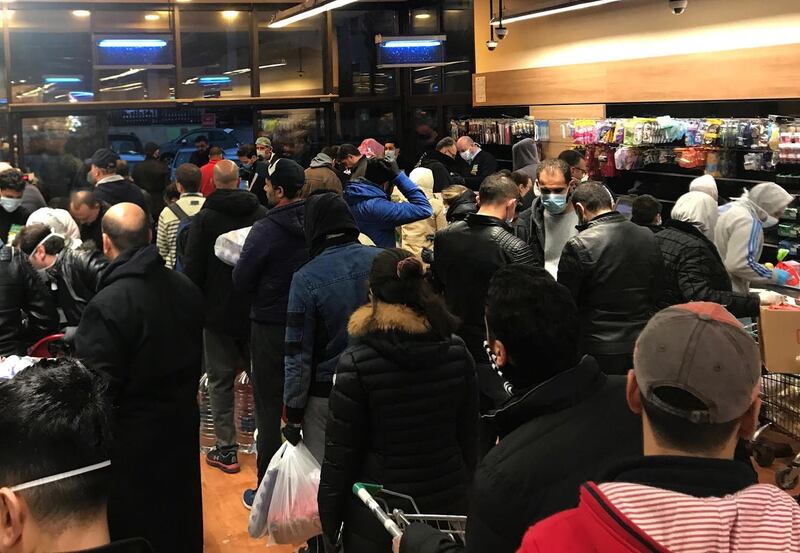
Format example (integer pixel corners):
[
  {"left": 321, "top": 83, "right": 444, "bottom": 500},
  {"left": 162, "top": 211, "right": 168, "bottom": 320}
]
[{"left": 512, "top": 138, "right": 541, "bottom": 180}]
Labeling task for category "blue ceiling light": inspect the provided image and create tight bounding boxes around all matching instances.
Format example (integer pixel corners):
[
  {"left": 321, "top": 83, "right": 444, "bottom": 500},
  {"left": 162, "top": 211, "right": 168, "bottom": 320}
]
[
  {"left": 98, "top": 39, "right": 168, "bottom": 48},
  {"left": 44, "top": 77, "right": 83, "bottom": 84},
  {"left": 382, "top": 40, "right": 442, "bottom": 48},
  {"left": 198, "top": 76, "right": 232, "bottom": 85}
]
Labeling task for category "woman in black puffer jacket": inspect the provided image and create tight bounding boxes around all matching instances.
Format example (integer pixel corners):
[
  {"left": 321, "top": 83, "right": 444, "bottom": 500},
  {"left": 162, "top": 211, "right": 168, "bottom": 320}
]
[{"left": 318, "top": 248, "right": 478, "bottom": 553}]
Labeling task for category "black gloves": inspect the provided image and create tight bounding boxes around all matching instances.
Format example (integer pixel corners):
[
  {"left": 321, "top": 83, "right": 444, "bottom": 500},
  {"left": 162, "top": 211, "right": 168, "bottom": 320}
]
[
  {"left": 282, "top": 423, "right": 302, "bottom": 446},
  {"left": 368, "top": 158, "right": 402, "bottom": 184}
]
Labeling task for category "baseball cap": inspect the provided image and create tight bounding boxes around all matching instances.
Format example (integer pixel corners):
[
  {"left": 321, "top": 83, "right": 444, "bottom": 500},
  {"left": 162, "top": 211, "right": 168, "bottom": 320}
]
[
  {"left": 267, "top": 158, "right": 304, "bottom": 195},
  {"left": 91, "top": 148, "right": 120, "bottom": 171},
  {"left": 634, "top": 302, "right": 761, "bottom": 424},
  {"left": 255, "top": 137, "right": 272, "bottom": 148}
]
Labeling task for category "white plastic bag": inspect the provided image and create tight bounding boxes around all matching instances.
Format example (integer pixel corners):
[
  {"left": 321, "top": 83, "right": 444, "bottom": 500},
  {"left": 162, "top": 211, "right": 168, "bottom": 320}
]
[
  {"left": 249, "top": 441, "right": 323, "bottom": 545},
  {"left": 214, "top": 226, "right": 252, "bottom": 267}
]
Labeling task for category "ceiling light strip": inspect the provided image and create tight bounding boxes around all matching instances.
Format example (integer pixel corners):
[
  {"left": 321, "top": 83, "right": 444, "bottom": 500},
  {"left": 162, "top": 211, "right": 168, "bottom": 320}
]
[
  {"left": 491, "top": 0, "right": 622, "bottom": 25},
  {"left": 268, "top": 0, "right": 358, "bottom": 29}
]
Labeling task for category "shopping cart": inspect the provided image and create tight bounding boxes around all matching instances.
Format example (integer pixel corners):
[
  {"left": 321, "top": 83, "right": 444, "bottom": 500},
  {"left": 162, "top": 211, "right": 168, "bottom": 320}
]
[
  {"left": 27, "top": 333, "right": 70, "bottom": 358},
  {"left": 353, "top": 482, "right": 466, "bottom": 545},
  {"left": 757, "top": 373, "right": 800, "bottom": 489}
]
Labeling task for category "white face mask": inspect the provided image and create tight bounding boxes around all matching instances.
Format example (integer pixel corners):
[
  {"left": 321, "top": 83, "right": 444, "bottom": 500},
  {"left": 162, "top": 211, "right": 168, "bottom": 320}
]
[
  {"left": 764, "top": 214, "right": 780, "bottom": 228},
  {"left": 384, "top": 150, "right": 397, "bottom": 162},
  {"left": 9, "top": 460, "right": 111, "bottom": 492},
  {"left": 0, "top": 197, "right": 22, "bottom": 212},
  {"left": 460, "top": 150, "right": 472, "bottom": 163},
  {"left": 580, "top": 173, "right": 589, "bottom": 183}
]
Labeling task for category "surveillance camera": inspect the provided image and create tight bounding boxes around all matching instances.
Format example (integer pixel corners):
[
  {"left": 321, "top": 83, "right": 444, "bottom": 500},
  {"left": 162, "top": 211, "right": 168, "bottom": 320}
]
[
  {"left": 669, "top": 0, "right": 688, "bottom": 14},
  {"left": 495, "top": 25, "right": 508, "bottom": 40},
  {"left": 486, "top": 39, "right": 498, "bottom": 51}
]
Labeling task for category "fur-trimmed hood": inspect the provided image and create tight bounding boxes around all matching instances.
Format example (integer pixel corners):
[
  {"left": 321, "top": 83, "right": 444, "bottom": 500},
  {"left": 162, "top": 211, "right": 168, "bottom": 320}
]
[{"left": 348, "top": 302, "right": 431, "bottom": 337}]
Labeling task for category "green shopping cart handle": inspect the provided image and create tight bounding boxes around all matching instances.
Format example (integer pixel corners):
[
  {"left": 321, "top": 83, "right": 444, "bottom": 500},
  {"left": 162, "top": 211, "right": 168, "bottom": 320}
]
[{"left": 353, "top": 482, "right": 384, "bottom": 495}]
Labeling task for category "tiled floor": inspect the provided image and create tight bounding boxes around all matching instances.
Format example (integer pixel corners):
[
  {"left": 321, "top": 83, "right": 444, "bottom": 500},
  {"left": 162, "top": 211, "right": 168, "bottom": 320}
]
[{"left": 201, "top": 452, "right": 295, "bottom": 553}]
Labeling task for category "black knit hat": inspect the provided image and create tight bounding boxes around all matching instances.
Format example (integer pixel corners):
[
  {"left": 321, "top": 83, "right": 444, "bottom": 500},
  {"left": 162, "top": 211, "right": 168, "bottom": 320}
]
[
  {"left": 268, "top": 158, "right": 305, "bottom": 197},
  {"left": 304, "top": 190, "right": 359, "bottom": 255},
  {"left": 91, "top": 148, "right": 120, "bottom": 171}
]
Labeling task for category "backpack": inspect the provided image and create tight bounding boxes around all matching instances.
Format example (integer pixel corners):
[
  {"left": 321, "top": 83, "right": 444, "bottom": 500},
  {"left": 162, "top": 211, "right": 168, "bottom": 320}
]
[{"left": 169, "top": 203, "right": 193, "bottom": 273}]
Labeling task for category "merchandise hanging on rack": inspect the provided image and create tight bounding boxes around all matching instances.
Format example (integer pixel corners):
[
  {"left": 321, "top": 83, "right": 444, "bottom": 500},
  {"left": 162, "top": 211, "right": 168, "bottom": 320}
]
[{"left": 450, "top": 117, "right": 549, "bottom": 146}]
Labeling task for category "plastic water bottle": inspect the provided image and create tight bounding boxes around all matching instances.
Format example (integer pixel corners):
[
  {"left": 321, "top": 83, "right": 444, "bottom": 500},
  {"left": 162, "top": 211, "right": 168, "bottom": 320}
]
[
  {"left": 198, "top": 373, "right": 216, "bottom": 453},
  {"left": 235, "top": 371, "right": 256, "bottom": 454}
]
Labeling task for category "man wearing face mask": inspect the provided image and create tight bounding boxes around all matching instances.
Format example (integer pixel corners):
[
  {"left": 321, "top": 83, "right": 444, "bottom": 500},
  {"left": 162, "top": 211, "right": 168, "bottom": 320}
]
[
  {"left": 255, "top": 137, "right": 275, "bottom": 164},
  {"left": 557, "top": 182, "right": 663, "bottom": 376},
  {"left": 238, "top": 144, "right": 269, "bottom": 206},
  {"left": 514, "top": 159, "right": 579, "bottom": 278},
  {"left": 433, "top": 173, "right": 535, "bottom": 452},
  {"left": 0, "top": 168, "right": 32, "bottom": 245},
  {"left": 456, "top": 136, "right": 498, "bottom": 191},
  {"left": 715, "top": 181, "right": 795, "bottom": 293},
  {"left": 14, "top": 223, "right": 108, "bottom": 328},
  {"left": 558, "top": 149, "right": 589, "bottom": 184}
]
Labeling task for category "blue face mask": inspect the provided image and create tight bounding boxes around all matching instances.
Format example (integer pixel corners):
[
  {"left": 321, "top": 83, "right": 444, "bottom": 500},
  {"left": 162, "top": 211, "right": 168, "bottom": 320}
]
[{"left": 542, "top": 193, "right": 568, "bottom": 214}]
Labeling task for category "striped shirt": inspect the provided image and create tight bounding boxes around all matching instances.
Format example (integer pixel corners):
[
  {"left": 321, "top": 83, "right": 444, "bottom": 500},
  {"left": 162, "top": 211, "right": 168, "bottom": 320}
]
[
  {"left": 599, "top": 481, "right": 800, "bottom": 552},
  {"left": 156, "top": 193, "right": 205, "bottom": 269}
]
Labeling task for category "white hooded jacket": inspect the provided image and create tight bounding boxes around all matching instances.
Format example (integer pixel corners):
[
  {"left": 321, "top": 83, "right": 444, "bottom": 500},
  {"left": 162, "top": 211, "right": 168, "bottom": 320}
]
[{"left": 714, "top": 182, "right": 794, "bottom": 292}]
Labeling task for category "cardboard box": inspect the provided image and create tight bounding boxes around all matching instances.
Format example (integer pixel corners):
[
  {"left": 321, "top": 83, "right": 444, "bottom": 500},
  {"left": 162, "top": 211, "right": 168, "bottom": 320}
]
[{"left": 761, "top": 305, "right": 800, "bottom": 374}]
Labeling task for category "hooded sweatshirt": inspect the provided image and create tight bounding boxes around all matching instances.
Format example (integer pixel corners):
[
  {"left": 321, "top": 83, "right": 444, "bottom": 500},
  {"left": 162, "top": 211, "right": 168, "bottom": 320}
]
[
  {"left": 690, "top": 174, "right": 719, "bottom": 201},
  {"left": 672, "top": 191, "right": 719, "bottom": 240},
  {"left": 512, "top": 138, "right": 541, "bottom": 181},
  {"left": 715, "top": 182, "right": 794, "bottom": 292},
  {"left": 394, "top": 168, "right": 447, "bottom": 261},
  {"left": 304, "top": 153, "right": 343, "bottom": 195}
]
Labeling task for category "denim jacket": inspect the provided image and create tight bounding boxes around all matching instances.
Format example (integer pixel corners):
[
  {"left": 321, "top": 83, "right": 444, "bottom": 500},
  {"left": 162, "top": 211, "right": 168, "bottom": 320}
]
[{"left": 283, "top": 242, "right": 382, "bottom": 418}]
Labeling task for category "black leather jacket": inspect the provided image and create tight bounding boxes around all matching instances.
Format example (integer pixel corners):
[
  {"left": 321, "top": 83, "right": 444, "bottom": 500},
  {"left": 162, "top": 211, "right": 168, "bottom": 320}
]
[
  {"left": 0, "top": 246, "right": 59, "bottom": 355},
  {"left": 557, "top": 212, "right": 663, "bottom": 357},
  {"left": 45, "top": 247, "right": 109, "bottom": 326},
  {"left": 513, "top": 197, "right": 546, "bottom": 266},
  {"left": 433, "top": 213, "right": 535, "bottom": 360}
]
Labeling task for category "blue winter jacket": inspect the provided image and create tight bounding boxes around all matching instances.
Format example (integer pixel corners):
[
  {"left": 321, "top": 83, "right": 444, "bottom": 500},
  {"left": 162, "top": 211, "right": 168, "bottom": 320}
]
[
  {"left": 283, "top": 241, "right": 382, "bottom": 419},
  {"left": 344, "top": 172, "right": 433, "bottom": 248}
]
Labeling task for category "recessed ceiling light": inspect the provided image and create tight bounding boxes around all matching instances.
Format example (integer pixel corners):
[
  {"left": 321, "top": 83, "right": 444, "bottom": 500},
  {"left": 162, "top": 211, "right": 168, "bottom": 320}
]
[
  {"left": 145, "top": 14, "right": 161, "bottom": 21},
  {"left": 415, "top": 13, "right": 432, "bottom": 19},
  {"left": 222, "top": 10, "right": 239, "bottom": 19},
  {"left": 72, "top": 10, "right": 91, "bottom": 17}
]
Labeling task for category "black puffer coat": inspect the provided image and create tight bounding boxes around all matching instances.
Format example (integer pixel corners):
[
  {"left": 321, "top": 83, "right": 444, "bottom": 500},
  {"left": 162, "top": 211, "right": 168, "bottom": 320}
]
[
  {"left": 656, "top": 219, "right": 759, "bottom": 318},
  {"left": 47, "top": 247, "right": 108, "bottom": 326},
  {"left": 318, "top": 302, "right": 479, "bottom": 553},
  {"left": 183, "top": 189, "right": 267, "bottom": 337}
]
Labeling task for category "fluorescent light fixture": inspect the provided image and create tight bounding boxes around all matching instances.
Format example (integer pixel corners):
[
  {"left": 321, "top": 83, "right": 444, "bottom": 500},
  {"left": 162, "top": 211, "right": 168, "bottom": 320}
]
[
  {"left": 382, "top": 40, "right": 441, "bottom": 48},
  {"left": 198, "top": 76, "right": 231, "bottom": 85},
  {"left": 221, "top": 10, "right": 239, "bottom": 20},
  {"left": 415, "top": 13, "right": 431, "bottom": 19},
  {"left": 98, "top": 39, "right": 167, "bottom": 48},
  {"left": 99, "top": 68, "right": 145, "bottom": 82},
  {"left": 71, "top": 9, "right": 90, "bottom": 17},
  {"left": 268, "top": 0, "right": 357, "bottom": 29},
  {"left": 144, "top": 14, "right": 161, "bottom": 21},
  {"left": 491, "top": 0, "right": 622, "bottom": 25},
  {"left": 44, "top": 77, "right": 82, "bottom": 84},
  {"left": 100, "top": 82, "right": 143, "bottom": 92},
  {"left": 68, "top": 91, "right": 94, "bottom": 98},
  {"left": 259, "top": 61, "right": 287, "bottom": 69}
]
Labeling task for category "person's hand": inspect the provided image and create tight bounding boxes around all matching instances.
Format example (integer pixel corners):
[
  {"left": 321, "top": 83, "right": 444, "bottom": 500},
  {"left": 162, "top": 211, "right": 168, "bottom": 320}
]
[
  {"left": 759, "top": 290, "right": 786, "bottom": 306},
  {"left": 282, "top": 423, "right": 302, "bottom": 446},
  {"left": 62, "top": 326, "right": 78, "bottom": 343},
  {"left": 371, "top": 158, "right": 401, "bottom": 182},
  {"left": 392, "top": 535, "right": 401, "bottom": 553},
  {"left": 772, "top": 268, "right": 791, "bottom": 286}
]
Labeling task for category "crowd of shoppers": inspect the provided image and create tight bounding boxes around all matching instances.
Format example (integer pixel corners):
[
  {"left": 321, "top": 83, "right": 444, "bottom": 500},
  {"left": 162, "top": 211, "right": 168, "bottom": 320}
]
[{"left": 0, "top": 132, "right": 798, "bottom": 553}]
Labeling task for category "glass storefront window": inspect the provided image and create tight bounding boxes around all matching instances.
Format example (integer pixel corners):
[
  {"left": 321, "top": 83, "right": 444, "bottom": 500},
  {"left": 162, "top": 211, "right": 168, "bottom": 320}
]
[
  {"left": 179, "top": 10, "right": 251, "bottom": 99},
  {"left": 9, "top": 10, "right": 92, "bottom": 104},
  {"left": 443, "top": 1, "right": 473, "bottom": 94},
  {"left": 258, "top": 108, "right": 325, "bottom": 166},
  {"left": 410, "top": 8, "right": 441, "bottom": 95},
  {"left": 335, "top": 103, "right": 396, "bottom": 144},
  {"left": 256, "top": 12, "right": 324, "bottom": 97},
  {"left": 21, "top": 115, "right": 103, "bottom": 201},
  {"left": 334, "top": 10, "right": 398, "bottom": 97},
  {"left": 93, "top": 11, "right": 176, "bottom": 101}
]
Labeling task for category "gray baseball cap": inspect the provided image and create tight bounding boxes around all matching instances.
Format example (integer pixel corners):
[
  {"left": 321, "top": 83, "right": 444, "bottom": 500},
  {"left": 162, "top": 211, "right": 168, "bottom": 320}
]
[
  {"left": 634, "top": 302, "right": 761, "bottom": 424},
  {"left": 255, "top": 137, "right": 272, "bottom": 148}
]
